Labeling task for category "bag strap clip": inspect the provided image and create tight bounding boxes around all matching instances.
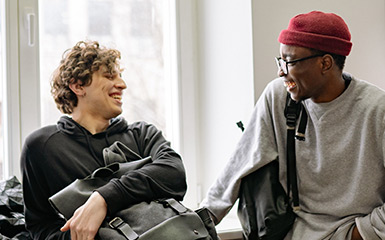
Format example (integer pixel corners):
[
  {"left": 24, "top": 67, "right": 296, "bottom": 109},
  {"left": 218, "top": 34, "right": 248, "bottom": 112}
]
[{"left": 109, "top": 217, "right": 139, "bottom": 240}]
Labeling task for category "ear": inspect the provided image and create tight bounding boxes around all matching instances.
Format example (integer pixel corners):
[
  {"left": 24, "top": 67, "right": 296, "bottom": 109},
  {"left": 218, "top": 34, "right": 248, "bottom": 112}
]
[
  {"left": 320, "top": 54, "right": 333, "bottom": 74},
  {"left": 69, "top": 79, "right": 85, "bottom": 96}
]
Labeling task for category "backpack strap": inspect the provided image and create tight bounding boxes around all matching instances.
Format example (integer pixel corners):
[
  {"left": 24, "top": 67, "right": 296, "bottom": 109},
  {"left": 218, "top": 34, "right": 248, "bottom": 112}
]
[
  {"left": 284, "top": 94, "right": 306, "bottom": 211},
  {"left": 295, "top": 104, "right": 308, "bottom": 141}
]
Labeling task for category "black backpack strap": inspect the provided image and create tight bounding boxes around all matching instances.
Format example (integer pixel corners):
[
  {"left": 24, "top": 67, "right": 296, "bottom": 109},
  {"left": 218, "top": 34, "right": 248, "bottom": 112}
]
[
  {"left": 284, "top": 94, "right": 305, "bottom": 211},
  {"left": 295, "top": 104, "right": 308, "bottom": 141}
]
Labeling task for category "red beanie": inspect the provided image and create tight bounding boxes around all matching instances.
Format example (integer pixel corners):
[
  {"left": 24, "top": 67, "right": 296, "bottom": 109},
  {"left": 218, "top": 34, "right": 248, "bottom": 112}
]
[{"left": 278, "top": 11, "right": 352, "bottom": 56}]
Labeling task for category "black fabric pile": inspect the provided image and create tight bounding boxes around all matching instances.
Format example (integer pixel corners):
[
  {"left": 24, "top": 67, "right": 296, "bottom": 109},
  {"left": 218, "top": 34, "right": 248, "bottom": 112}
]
[{"left": 0, "top": 176, "right": 31, "bottom": 239}]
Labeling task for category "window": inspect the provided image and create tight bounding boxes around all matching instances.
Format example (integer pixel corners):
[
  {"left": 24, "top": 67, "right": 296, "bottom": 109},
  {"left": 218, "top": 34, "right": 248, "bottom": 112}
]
[
  {"left": 41, "top": 0, "right": 68, "bottom": 35},
  {"left": 39, "top": 0, "right": 174, "bottom": 140},
  {"left": 88, "top": 1, "right": 111, "bottom": 36},
  {"left": 1, "top": 0, "right": 184, "bottom": 186}
]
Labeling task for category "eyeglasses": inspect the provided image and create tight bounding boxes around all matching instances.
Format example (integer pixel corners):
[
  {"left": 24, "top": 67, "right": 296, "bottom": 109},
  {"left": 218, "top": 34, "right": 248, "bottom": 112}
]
[{"left": 275, "top": 54, "right": 324, "bottom": 75}]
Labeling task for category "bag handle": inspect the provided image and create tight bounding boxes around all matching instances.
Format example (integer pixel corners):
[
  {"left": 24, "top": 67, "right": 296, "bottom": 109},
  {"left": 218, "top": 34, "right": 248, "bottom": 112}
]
[{"left": 90, "top": 163, "right": 120, "bottom": 178}]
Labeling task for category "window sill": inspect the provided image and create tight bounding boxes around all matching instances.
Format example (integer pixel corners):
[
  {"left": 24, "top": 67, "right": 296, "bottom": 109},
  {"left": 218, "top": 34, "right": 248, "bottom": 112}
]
[{"left": 216, "top": 211, "right": 243, "bottom": 240}]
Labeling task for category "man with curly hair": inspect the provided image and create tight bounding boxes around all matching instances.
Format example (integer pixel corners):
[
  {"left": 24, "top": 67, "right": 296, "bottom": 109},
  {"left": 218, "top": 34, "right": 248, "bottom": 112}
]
[{"left": 21, "top": 41, "right": 187, "bottom": 240}]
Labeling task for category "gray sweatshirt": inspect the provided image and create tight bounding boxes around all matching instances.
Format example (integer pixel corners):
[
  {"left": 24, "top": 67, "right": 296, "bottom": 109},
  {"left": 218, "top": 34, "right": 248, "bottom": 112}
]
[{"left": 200, "top": 73, "right": 385, "bottom": 239}]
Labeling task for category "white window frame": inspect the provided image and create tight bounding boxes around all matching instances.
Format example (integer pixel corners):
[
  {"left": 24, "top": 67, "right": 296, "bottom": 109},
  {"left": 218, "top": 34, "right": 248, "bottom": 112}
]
[
  {"left": 2, "top": 0, "right": 40, "bottom": 180},
  {"left": 173, "top": 0, "right": 200, "bottom": 208}
]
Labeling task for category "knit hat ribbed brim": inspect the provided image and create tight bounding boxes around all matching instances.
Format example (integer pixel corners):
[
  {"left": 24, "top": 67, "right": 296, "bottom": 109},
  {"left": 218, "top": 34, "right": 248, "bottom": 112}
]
[{"left": 278, "top": 11, "right": 352, "bottom": 56}]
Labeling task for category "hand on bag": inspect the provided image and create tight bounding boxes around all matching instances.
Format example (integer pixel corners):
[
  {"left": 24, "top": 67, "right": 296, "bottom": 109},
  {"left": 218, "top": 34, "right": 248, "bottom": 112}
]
[
  {"left": 351, "top": 226, "right": 363, "bottom": 240},
  {"left": 61, "top": 191, "right": 107, "bottom": 240}
]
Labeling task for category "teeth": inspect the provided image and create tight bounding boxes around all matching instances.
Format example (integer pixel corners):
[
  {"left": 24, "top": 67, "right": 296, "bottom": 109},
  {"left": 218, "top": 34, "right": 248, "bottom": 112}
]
[
  {"left": 284, "top": 81, "right": 296, "bottom": 89},
  {"left": 111, "top": 95, "right": 122, "bottom": 100}
]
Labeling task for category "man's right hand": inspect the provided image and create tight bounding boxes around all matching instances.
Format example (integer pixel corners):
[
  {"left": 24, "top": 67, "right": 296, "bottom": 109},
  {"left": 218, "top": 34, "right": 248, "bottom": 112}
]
[{"left": 61, "top": 191, "right": 107, "bottom": 240}]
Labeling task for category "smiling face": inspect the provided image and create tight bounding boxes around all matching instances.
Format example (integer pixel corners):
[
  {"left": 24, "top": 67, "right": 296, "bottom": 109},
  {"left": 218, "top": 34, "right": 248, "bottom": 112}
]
[
  {"left": 81, "top": 64, "right": 127, "bottom": 121},
  {"left": 279, "top": 44, "right": 328, "bottom": 102}
]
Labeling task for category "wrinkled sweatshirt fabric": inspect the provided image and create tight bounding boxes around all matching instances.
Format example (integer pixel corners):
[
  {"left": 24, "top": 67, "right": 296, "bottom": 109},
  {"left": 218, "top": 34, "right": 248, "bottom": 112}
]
[
  {"left": 21, "top": 116, "right": 187, "bottom": 240},
  {"left": 200, "top": 73, "right": 385, "bottom": 240}
]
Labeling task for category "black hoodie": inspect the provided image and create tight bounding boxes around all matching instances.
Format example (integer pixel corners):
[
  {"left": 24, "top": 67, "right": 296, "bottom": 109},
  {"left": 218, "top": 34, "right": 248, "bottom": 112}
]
[{"left": 21, "top": 116, "right": 187, "bottom": 240}]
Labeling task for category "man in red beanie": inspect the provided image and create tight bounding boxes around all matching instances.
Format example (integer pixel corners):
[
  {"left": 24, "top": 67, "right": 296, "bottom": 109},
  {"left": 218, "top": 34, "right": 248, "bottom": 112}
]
[{"left": 201, "top": 11, "right": 385, "bottom": 240}]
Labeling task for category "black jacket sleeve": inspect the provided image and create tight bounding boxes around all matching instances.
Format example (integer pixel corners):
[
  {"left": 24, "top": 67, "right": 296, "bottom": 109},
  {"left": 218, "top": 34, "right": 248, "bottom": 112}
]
[
  {"left": 96, "top": 122, "right": 187, "bottom": 214},
  {"left": 21, "top": 138, "right": 71, "bottom": 240}
]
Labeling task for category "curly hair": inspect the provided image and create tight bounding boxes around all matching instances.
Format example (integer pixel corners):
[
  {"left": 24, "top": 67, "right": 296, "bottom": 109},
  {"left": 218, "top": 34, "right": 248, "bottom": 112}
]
[{"left": 51, "top": 40, "right": 121, "bottom": 114}]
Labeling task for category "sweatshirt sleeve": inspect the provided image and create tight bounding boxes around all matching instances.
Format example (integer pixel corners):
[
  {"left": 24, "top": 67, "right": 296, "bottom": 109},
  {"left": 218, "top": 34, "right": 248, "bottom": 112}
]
[
  {"left": 96, "top": 122, "right": 187, "bottom": 214},
  {"left": 353, "top": 122, "right": 385, "bottom": 240},
  {"left": 21, "top": 139, "right": 71, "bottom": 240},
  {"left": 354, "top": 127, "right": 385, "bottom": 240},
  {"left": 199, "top": 84, "right": 281, "bottom": 224},
  {"left": 355, "top": 205, "right": 385, "bottom": 239}
]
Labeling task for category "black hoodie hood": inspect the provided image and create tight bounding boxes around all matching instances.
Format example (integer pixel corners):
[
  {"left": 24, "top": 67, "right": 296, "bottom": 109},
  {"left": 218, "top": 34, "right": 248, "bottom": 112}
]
[
  {"left": 57, "top": 116, "right": 129, "bottom": 162},
  {"left": 57, "top": 116, "right": 128, "bottom": 137}
]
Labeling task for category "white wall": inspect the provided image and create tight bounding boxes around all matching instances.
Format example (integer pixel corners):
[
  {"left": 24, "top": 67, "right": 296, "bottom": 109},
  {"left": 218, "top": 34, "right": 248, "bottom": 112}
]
[{"left": 195, "top": 0, "right": 255, "bottom": 201}]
